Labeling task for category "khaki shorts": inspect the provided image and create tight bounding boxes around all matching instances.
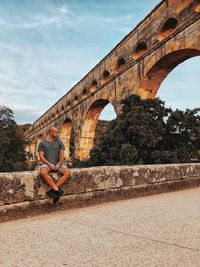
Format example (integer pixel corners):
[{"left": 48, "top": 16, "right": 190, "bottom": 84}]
[{"left": 39, "top": 163, "right": 68, "bottom": 173}]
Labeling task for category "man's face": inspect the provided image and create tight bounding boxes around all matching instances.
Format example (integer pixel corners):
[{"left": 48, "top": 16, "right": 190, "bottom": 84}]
[{"left": 50, "top": 128, "right": 59, "bottom": 139}]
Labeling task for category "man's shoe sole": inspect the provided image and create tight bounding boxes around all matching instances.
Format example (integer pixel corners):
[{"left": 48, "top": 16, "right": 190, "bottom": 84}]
[
  {"left": 46, "top": 189, "right": 58, "bottom": 199},
  {"left": 53, "top": 190, "right": 63, "bottom": 203}
]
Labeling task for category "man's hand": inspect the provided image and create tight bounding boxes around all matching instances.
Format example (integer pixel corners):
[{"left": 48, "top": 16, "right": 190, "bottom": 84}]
[
  {"left": 49, "top": 163, "right": 57, "bottom": 170},
  {"left": 54, "top": 163, "right": 61, "bottom": 170}
]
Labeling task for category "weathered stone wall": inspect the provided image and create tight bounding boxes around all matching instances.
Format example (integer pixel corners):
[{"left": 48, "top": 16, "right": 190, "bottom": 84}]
[
  {"left": 1, "top": 163, "right": 200, "bottom": 222},
  {"left": 24, "top": 0, "right": 200, "bottom": 160}
]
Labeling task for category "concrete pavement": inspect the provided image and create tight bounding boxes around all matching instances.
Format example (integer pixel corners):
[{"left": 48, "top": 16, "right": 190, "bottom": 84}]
[{"left": 1, "top": 187, "right": 200, "bottom": 267}]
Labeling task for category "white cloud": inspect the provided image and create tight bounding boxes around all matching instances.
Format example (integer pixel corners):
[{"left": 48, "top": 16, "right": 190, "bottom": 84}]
[
  {"left": 0, "top": 0, "right": 199, "bottom": 125},
  {"left": 0, "top": 16, "right": 63, "bottom": 29},
  {"left": 0, "top": 74, "right": 22, "bottom": 86},
  {"left": 48, "top": 4, "right": 70, "bottom": 15}
]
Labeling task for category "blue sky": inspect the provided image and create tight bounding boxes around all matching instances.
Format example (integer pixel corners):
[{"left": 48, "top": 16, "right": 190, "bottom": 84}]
[{"left": 0, "top": 0, "right": 199, "bottom": 124}]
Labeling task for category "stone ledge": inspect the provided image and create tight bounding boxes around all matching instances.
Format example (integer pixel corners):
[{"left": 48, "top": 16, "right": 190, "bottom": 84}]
[{"left": 0, "top": 163, "right": 200, "bottom": 222}]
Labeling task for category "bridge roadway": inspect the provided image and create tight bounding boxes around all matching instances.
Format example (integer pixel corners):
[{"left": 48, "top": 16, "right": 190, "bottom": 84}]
[{"left": 1, "top": 187, "right": 200, "bottom": 267}]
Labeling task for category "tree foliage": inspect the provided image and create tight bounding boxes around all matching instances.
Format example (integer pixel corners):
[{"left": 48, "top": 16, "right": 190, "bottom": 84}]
[
  {"left": 74, "top": 95, "right": 200, "bottom": 167},
  {"left": 0, "top": 106, "right": 32, "bottom": 172}
]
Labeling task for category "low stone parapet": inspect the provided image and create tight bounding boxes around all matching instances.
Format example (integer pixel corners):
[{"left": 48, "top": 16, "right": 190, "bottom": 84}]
[{"left": 1, "top": 163, "right": 200, "bottom": 222}]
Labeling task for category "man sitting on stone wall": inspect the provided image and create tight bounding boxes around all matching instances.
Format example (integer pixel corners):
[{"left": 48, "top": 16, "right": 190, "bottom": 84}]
[{"left": 37, "top": 127, "right": 71, "bottom": 203}]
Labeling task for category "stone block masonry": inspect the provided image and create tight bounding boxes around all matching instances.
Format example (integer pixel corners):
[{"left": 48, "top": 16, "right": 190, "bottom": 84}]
[
  {"left": 0, "top": 163, "right": 200, "bottom": 222},
  {"left": 25, "top": 0, "right": 200, "bottom": 160}
]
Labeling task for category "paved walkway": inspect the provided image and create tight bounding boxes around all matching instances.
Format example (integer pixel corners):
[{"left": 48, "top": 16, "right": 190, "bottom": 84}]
[{"left": 1, "top": 187, "right": 200, "bottom": 267}]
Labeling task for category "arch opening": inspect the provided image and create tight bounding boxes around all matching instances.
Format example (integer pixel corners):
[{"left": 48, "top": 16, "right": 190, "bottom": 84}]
[
  {"left": 28, "top": 139, "right": 36, "bottom": 161},
  {"left": 36, "top": 134, "right": 43, "bottom": 160},
  {"left": 90, "top": 80, "right": 97, "bottom": 93},
  {"left": 67, "top": 100, "right": 71, "bottom": 108},
  {"left": 157, "top": 56, "right": 200, "bottom": 110},
  {"left": 138, "top": 49, "right": 200, "bottom": 99},
  {"left": 158, "top": 18, "right": 178, "bottom": 41},
  {"left": 82, "top": 87, "right": 88, "bottom": 96},
  {"left": 133, "top": 42, "right": 147, "bottom": 59},
  {"left": 59, "top": 118, "right": 74, "bottom": 160},
  {"left": 79, "top": 99, "right": 117, "bottom": 160},
  {"left": 73, "top": 95, "right": 79, "bottom": 105},
  {"left": 195, "top": 3, "right": 200, "bottom": 12},
  {"left": 61, "top": 105, "right": 64, "bottom": 113},
  {"left": 115, "top": 57, "right": 126, "bottom": 72},
  {"left": 101, "top": 70, "right": 110, "bottom": 83}
]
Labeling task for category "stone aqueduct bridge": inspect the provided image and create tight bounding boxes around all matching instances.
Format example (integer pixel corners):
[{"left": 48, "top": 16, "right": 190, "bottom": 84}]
[{"left": 25, "top": 0, "right": 200, "bottom": 160}]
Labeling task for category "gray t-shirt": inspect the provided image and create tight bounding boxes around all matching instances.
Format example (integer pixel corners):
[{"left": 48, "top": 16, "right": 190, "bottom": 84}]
[{"left": 37, "top": 138, "right": 65, "bottom": 164}]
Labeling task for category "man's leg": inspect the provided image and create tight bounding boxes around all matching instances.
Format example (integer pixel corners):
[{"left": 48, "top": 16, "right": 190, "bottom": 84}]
[
  {"left": 56, "top": 167, "right": 71, "bottom": 188},
  {"left": 40, "top": 167, "right": 59, "bottom": 191}
]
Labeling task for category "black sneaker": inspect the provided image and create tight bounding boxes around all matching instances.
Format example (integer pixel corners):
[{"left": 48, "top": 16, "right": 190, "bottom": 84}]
[
  {"left": 53, "top": 189, "right": 63, "bottom": 203},
  {"left": 46, "top": 189, "right": 58, "bottom": 199}
]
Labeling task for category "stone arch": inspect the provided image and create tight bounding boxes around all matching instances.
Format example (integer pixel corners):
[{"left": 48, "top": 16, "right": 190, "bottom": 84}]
[
  {"left": 82, "top": 87, "right": 88, "bottom": 96},
  {"left": 67, "top": 100, "right": 71, "bottom": 109},
  {"left": 59, "top": 118, "right": 74, "bottom": 160},
  {"left": 29, "top": 138, "right": 37, "bottom": 159},
  {"left": 195, "top": 1, "right": 200, "bottom": 12},
  {"left": 137, "top": 38, "right": 200, "bottom": 99},
  {"left": 79, "top": 99, "right": 117, "bottom": 159},
  {"left": 90, "top": 80, "right": 98, "bottom": 94},
  {"left": 133, "top": 41, "right": 147, "bottom": 59},
  {"left": 115, "top": 57, "right": 126, "bottom": 72},
  {"left": 73, "top": 95, "right": 79, "bottom": 105},
  {"left": 36, "top": 134, "right": 43, "bottom": 160},
  {"left": 101, "top": 70, "right": 110, "bottom": 83},
  {"left": 60, "top": 105, "right": 65, "bottom": 114},
  {"left": 158, "top": 17, "right": 178, "bottom": 41},
  {"left": 31, "top": 141, "right": 36, "bottom": 156}
]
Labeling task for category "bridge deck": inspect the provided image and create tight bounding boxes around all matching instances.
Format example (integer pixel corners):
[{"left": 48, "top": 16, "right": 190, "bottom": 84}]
[{"left": 1, "top": 187, "right": 200, "bottom": 267}]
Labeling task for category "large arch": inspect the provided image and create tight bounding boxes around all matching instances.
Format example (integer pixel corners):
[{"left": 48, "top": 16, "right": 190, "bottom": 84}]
[
  {"left": 59, "top": 118, "right": 74, "bottom": 160},
  {"left": 79, "top": 99, "right": 117, "bottom": 160},
  {"left": 137, "top": 38, "right": 200, "bottom": 99}
]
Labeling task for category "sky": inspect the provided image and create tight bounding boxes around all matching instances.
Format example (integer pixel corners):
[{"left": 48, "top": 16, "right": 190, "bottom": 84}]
[{"left": 0, "top": 0, "right": 199, "bottom": 124}]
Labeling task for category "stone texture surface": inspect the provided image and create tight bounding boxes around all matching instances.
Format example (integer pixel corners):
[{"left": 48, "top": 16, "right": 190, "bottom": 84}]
[
  {"left": 24, "top": 0, "right": 200, "bottom": 160},
  {"left": 0, "top": 163, "right": 200, "bottom": 221},
  {"left": 1, "top": 187, "right": 200, "bottom": 267}
]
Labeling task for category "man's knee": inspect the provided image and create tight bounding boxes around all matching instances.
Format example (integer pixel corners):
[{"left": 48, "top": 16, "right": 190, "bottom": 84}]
[
  {"left": 60, "top": 168, "right": 71, "bottom": 176},
  {"left": 40, "top": 167, "right": 49, "bottom": 176}
]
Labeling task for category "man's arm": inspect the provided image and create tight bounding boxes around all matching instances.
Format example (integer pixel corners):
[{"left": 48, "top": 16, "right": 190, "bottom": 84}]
[
  {"left": 38, "top": 151, "right": 56, "bottom": 170},
  {"left": 55, "top": 150, "right": 64, "bottom": 169}
]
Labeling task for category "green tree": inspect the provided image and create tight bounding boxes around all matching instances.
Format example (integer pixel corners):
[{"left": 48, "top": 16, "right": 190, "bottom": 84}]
[
  {"left": 74, "top": 94, "right": 200, "bottom": 167},
  {"left": 0, "top": 106, "right": 31, "bottom": 172}
]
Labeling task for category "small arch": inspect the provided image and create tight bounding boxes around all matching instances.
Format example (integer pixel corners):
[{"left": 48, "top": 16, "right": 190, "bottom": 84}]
[
  {"left": 56, "top": 109, "right": 59, "bottom": 116},
  {"left": 133, "top": 42, "right": 147, "bottom": 59},
  {"left": 115, "top": 57, "right": 126, "bottom": 72},
  {"left": 195, "top": 1, "right": 200, "bottom": 12},
  {"left": 67, "top": 100, "right": 71, "bottom": 108},
  {"left": 36, "top": 134, "right": 43, "bottom": 159},
  {"left": 61, "top": 105, "right": 65, "bottom": 113},
  {"left": 101, "top": 70, "right": 110, "bottom": 82},
  {"left": 73, "top": 95, "right": 79, "bottom": 104},
  {"left": 52, "top": 113, "right": 55, "bottom": 119},
  {"left": 59, "top": 118, "right": 74, "bottom": 160},
  {"left": 90, "top": 80, "right": 97, "bottom": 93},
  {"left": 82, "top": 87, "right": 88, "bottom": 96},
  {"left": 158, "top": 18, "right": 178, "bottom": 41}
]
